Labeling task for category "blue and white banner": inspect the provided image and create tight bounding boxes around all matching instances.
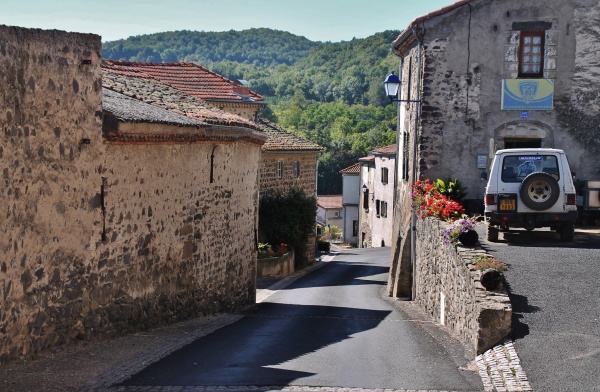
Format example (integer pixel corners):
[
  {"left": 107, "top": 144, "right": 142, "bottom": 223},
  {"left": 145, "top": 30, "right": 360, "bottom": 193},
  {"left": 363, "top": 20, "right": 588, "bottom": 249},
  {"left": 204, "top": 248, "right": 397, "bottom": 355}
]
[{"left": 501, "top": 79, "right": 554, "bottom": 110}]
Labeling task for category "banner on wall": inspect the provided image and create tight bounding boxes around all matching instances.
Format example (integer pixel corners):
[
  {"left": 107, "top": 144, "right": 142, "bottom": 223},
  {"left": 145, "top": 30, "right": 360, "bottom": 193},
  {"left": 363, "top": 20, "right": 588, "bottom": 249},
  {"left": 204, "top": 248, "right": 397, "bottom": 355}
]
[{"left": 501, "top": 79, "right": 554, "bottom": 110}]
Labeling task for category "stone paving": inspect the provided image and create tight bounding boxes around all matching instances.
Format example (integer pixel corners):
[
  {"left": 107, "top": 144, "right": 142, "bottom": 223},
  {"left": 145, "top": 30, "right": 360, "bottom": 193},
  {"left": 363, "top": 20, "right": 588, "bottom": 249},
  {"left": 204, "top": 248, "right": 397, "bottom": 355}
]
[{"left": 476, "top": 340, "right": 532, "bottom": 392}]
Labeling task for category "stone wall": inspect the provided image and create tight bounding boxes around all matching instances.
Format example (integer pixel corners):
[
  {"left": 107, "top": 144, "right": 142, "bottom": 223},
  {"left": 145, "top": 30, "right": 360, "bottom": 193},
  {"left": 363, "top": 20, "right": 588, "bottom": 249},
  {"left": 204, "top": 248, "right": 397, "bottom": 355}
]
[
  {"left": 0, "top": 26, "right": 262, "bottom": 363},
  {"left": 259, "top": 151, "right": 317, "bottom": 195},
  {"left": 0, "top": 26, "right": 104, "bottom": 361},
  {"left": 414, "top": 217, "right": 512, "bottom": 355},
  {"left": 257, "top": 250, "right": 294, "bottom": 278}
]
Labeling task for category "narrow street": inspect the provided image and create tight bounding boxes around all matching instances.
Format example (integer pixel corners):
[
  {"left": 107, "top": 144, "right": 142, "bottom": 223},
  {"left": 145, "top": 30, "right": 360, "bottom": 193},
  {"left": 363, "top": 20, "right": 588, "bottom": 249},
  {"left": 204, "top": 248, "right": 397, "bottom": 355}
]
[{"left": 117, "top": 247, "right": 482, "bottom": 391}]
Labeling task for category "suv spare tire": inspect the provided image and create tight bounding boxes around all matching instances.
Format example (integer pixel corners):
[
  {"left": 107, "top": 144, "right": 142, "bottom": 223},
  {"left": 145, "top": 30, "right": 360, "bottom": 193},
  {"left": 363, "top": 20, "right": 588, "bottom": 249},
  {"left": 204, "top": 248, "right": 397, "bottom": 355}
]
[{"left": 520, "top": 172, "right": 560, "bottom": 210}]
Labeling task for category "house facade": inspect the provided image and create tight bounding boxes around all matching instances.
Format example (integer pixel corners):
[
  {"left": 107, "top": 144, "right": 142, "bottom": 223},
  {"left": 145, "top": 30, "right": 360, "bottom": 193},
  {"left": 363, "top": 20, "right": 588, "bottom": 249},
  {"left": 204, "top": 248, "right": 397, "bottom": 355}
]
[
  {"left": 358, "top": 145, "right": 396, "bottom": 248},
  {"left": 316, "top": 195, "right": 344, "bottom": 235},
  {"left": 340, "top": 162, "right": 360, "bottom": 246},
  {"left": 387, "top": 0, "right": 600, "bottom": 298},
  {"left": 0, "top": 26, "right": 266, "bottom": 362}
]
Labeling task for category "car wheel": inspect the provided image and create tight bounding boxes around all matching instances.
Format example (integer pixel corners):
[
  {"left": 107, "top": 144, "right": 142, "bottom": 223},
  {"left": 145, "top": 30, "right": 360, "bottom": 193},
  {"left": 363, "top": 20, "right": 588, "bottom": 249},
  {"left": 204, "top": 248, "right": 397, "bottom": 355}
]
[
  {"left": 560, "top": 222, "right": 574, "bottom": 242},
  {"left": 487, "top": 225, "right": 499, "bottom": 242},
  {"left": 519, "top": 172, "right": 560, "bottom": 210}
]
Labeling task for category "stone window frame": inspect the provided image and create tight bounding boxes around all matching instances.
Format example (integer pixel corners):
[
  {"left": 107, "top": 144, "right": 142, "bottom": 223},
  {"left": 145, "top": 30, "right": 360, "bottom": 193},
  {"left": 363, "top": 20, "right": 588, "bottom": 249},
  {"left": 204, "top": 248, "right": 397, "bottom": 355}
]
[
  {"left": 381, "top": 201, "right": 388, "bottom": 218},
  {"left": 276, "top": 161, "right": 284, "bottom": 179}
]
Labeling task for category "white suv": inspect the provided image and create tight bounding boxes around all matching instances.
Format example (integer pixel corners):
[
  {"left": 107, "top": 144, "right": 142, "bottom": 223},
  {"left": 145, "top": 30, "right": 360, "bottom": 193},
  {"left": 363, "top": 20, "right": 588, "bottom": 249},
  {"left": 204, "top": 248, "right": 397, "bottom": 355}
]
[{"left": 483, "top": 148, "right": 578, "bottom": 242}]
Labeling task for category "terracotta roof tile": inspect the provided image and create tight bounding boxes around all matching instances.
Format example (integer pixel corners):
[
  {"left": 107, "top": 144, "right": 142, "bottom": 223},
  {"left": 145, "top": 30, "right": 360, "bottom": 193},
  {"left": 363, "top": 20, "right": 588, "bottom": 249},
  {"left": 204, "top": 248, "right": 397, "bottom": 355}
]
[
  {"left": 317, "top": 195, "right": 343, "bottom": 209},
  {"left": 340, "top": 162, "right": 361, "bottom": 174},
  {"left": 259, "top": 119, "right": 322, "bottom": 152},
  {"left": 102, "top": 60, "right": 264, "bottom": 103}
]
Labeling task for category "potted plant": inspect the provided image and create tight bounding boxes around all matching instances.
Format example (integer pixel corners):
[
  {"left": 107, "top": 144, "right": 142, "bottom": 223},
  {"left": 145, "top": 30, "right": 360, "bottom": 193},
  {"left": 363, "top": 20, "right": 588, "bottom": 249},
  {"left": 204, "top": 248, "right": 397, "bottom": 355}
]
[
  {"left": 443, "top": 215, "right": 480, "bottom": 247},
  {"left": 470, "top": 254, "right": 508, "bottom": 290}
]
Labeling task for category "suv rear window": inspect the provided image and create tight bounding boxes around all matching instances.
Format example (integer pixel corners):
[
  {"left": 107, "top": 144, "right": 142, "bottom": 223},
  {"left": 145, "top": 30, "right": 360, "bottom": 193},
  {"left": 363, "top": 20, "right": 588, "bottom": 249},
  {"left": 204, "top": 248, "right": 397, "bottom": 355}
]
[{"left": 501, "top": 154, "right": 559, "bottom": 183}]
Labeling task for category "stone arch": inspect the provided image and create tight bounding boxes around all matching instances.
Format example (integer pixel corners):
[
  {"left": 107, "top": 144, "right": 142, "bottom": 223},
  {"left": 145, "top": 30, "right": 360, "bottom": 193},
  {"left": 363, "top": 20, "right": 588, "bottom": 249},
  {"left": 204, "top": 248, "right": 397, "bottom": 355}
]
[{"left": 493, "top": 121, "right": 555, "bottom": 150}]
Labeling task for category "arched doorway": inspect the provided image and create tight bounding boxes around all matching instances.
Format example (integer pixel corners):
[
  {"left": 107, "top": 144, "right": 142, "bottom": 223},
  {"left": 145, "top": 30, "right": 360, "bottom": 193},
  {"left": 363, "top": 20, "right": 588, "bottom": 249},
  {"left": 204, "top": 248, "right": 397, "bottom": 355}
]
[{"left": 494, "top": 121, "right": 554, "bottom": 150}]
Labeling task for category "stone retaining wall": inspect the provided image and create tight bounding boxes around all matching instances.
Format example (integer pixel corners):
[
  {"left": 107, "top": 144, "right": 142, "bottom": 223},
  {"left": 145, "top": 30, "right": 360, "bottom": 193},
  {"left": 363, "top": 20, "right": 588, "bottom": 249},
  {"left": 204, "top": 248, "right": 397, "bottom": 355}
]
[
  {"left": 414, "top": 217, "right": 512, "bottom": 355},
  {"left": 257, "top": 250, "right": 294, "bottom": 278}
]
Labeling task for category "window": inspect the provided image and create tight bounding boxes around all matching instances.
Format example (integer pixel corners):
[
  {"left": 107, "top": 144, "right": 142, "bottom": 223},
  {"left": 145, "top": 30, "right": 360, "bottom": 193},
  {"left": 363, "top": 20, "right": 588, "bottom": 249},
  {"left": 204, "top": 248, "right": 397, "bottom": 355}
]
[
  {"left": 293, "top": 161, "right": 300, "bottom": 178},
  {"left": 276, "top": 161, "right": 284, "bottom": 178},
  {"left": 334, "top": 211, "right": 340, "bottom": 218},
  {"left": 501, "top": 154, "right": 559, "bottom": 183},
  {"left": 519, "top": 31, "right": 544, "bottom": 77},
  {"left": 381, "top": 201, "right": 388, "bottom": 218},
  {"left": 352, "top": 220, "right": 358, "bottom": 237},
  {"left": 376, "top": 199, "right": 381, "bottom": 217},
  {"left": 381, "top": 167, "right": 389, "bottom": 184},
  {"left": 402, "top": 132, "right": 409, "bottom": 180},
  {"left": 363, "top": 190, "right": 369, "bottom": 210}
]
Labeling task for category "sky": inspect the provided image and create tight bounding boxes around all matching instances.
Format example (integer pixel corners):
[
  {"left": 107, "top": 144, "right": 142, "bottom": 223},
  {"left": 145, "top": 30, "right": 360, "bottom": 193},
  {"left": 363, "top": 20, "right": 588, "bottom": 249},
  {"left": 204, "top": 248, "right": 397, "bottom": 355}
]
[{"left": 0, "top": 0, "right": 454, "bottom": 43}]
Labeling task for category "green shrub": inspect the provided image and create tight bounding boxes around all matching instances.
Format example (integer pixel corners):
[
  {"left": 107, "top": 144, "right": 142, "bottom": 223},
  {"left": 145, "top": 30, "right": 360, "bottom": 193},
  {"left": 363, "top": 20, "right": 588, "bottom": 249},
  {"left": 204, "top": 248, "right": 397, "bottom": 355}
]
[{"left": 259, "top": 187, "right": 317, "bottom": 268}]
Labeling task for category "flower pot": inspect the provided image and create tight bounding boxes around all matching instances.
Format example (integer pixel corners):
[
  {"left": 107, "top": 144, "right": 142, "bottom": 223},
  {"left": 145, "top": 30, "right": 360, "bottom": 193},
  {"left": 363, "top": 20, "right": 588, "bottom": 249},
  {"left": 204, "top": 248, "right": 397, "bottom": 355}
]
[{"left": 458, "top": 229, "right": 479, "bottom": 247}]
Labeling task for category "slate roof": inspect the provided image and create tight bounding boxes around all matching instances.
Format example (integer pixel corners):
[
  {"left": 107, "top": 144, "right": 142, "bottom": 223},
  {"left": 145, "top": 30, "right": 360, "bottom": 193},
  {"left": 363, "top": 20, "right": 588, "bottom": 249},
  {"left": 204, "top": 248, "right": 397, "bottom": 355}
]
[
  {"left": 102, "top": 67, "right": 264, "bottom": 132},
  {"left": 259, "top": 119, "right": 322, "bottom": 152},
  {"left": 102, "top": 60, "right": 264, "bottom": 103},
  {"left": 339, "top": 162, "right": 361, "bottom": 174},
  {"left": 317, "top": 195, "right": 343, "bottom": 209},
  {"left": 102, "top": 88, "right": 206, "bottom": 127}
]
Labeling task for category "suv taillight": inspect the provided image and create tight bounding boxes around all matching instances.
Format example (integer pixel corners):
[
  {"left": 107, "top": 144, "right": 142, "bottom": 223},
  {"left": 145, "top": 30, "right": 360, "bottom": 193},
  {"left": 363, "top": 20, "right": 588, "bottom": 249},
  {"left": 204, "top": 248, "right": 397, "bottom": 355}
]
[
  {"left": 566, "top": 194, "right": 577, "bottom": 205},
  {"left": 485, "top": 194, "right": 496, "bottom": 206}
]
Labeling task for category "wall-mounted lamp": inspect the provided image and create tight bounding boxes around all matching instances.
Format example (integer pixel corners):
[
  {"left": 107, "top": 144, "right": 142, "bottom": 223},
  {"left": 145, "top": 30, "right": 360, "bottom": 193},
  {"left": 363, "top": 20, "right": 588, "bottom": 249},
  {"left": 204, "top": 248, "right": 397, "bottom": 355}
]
[
  {"left": 383, "top": 71, "right": 421, "bottom": 103},
  {"left": 362, "top": 184, "right": 368, "bottom": 193}
]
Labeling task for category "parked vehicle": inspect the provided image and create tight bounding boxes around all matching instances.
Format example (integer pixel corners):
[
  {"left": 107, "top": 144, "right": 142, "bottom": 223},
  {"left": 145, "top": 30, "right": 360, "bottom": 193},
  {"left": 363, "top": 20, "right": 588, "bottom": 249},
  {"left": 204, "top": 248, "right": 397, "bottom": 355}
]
[{"left": 482, "top": 148, "right": 578, "bottom": 242}]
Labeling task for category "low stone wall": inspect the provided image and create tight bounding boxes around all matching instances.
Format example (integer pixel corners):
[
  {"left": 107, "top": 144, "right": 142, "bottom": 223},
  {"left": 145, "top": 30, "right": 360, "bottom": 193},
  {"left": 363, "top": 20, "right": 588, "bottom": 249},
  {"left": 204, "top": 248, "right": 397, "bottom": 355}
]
[
  {"left": 257, "top": 250, "right": 294, "bottom": 278},
  {"left": 414, "top": 217, "right": 512, "bottom": 355}
]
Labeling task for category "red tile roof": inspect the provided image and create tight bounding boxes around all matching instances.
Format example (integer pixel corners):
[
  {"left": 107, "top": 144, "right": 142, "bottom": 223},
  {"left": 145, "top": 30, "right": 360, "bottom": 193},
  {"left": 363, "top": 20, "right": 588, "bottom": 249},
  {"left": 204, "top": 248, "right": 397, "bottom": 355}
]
[
  {"left": 259, "top": 119, "right": 322, "bottom": 152},
  {"left": 102, "top": 60, "right": 264, "bottom": 103},
  {"left": 339, "top": 162, "right": 361, "bottom": 174},
  {"left": 317, "top": 195, "right": 343, "bottom": 209},
  {"left": 373, "top": 144, "right": 397, "bottom": 155}
]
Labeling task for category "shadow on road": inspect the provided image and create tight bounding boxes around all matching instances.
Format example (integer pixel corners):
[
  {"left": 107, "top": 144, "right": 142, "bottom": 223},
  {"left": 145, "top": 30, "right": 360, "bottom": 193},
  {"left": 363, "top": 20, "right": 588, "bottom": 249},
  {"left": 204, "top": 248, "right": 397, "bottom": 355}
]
[
  {"left": 118, "top": 303, "right": 391, "bottom": 387},
  {"left": 492, "top": 227, "right": 600, "bottom": 249}
]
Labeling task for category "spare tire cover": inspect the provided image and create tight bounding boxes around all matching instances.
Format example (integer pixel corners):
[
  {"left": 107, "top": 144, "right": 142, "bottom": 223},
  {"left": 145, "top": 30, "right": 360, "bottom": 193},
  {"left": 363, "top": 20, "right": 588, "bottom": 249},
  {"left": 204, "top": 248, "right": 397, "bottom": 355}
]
[{"left": 519, "top": 172, "right": 560, "bottom": 210}]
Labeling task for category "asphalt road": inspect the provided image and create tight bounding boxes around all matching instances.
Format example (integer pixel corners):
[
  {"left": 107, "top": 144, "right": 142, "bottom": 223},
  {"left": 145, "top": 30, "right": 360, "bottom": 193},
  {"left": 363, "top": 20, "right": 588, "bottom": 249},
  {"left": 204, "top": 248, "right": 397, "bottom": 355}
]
[
  {"left": 119, "top": 247, "right": 482, "bottom": 390},
  {"left": 476, "top": 225, "right": 600, "bottom": 391}
]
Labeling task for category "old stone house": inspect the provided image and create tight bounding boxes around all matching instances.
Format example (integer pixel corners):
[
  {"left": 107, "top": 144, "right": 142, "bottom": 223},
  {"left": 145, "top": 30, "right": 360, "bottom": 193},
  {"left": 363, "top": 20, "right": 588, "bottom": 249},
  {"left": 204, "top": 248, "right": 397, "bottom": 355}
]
[
  {"left": 0, "top": 25, "right": 266, "bottom": 362},
  {"left": 339, "top": 162, "right": 360, "bottom": 246},
  {"left": 358, "top": 144, "right": 396, "bottom": 248},
  {"left": 100, "top": 61, "right": 322, "bottom": 261},
  {"left": 387, "top": 0, "right": 600, "bottom": 298}
]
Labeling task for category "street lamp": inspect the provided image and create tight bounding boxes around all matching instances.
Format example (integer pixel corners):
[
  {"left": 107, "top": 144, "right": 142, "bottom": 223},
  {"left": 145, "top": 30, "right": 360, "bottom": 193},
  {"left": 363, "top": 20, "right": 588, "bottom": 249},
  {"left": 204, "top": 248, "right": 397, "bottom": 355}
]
[
  {"left": 383, "top": 71, "right": 420, "bottom": 103},
  {"left": 383, "top": 71, "right": 401, "bottom": 101}
]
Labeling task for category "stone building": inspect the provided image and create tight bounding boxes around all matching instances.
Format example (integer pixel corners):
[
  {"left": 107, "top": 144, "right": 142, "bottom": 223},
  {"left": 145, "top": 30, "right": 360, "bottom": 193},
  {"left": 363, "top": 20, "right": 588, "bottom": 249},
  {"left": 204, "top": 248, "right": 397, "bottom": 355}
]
[
  {"left": 339, "top": 162, "right": 360, "bottom": 246},
  {"left": 387, "top": 0, "right": 600, "bottom": 298},
  {"left": 358, "top": 144, "right": 396, "bottom": 248},
  {"left": 100, "top": 61, "right": 322, "bottom": 262},
  {"left": 0, "top": 25, "right": 266, "bottom": 362}
]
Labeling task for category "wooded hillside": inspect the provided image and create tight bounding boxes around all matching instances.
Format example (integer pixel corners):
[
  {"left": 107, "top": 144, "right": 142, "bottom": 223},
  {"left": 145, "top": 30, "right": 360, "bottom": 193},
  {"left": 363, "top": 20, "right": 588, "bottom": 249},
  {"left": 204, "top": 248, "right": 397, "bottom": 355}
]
[{"left": 103, "top": 28, "right": 401, "bottom": 194}]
